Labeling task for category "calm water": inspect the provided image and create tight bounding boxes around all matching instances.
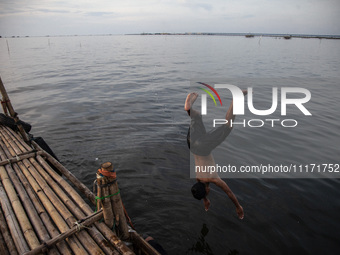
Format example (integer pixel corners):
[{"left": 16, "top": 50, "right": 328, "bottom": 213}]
[{"left": 1, "top": 35, "right": 340, "bottom": 254}]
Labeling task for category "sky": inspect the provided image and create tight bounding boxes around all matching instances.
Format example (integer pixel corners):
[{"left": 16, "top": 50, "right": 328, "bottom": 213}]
[{"left": 0, "top": 0, "right": 339, "bottom": 37}]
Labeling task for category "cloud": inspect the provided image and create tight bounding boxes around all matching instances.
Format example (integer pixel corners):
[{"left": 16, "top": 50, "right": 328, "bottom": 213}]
[
  {"left": 181, "top": 2, "right": 213, "bottom": 11},
  {"left": 0, "top": 0, "right": 339, "bottom": 36},
  {"left": 37, "top": 8, "right": 71, "bottom": 14},
  {"left": 85, "top": 12, "right": 116, "bottom": 17}
]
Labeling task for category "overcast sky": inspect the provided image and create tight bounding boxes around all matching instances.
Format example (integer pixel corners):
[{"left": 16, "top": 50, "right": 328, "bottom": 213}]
[{"left": 1, "top": 0, "right": 339, "bottom": 37}]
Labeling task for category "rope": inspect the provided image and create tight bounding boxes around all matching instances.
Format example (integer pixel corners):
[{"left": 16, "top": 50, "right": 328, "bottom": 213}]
[
  {"left": 96, "top": 179, "right": 116, "bottom": 188},
  {"left": 94, "top": 189, "right": 120, "bottom": 212},
  {"left": 97, "top": 167, "right": 116, "bottom": 178},
  {"left": 74, "top": 221, "right": 91, "bottom": 232},
  {"left": 1, "top": 100, "right": 10, "bottom": 105},
  {"left": 122, "top": 201, "right": 136, "bottom": 230}
]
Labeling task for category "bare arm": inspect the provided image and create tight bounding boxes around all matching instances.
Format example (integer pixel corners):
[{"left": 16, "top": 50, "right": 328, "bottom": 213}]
[{"left": 213, "top": 178, "right": 244, "bottom": 219}]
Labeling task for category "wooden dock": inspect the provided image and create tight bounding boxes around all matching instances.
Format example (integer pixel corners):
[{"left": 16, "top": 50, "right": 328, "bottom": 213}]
[{"left": 0, "top": 77, "right": 161, "bottom": 255}]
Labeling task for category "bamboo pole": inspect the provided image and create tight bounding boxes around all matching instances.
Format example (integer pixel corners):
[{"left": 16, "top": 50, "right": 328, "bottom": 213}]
[
  {"left": 24, "top": 210, "right": 104, "bottom": 255},
  {"left": 0, "top": 130, "right": 104, "bottom": 255},
  {"left": 4, "top": 125, "right": 32, "bottom": 152},
  {"left": 97, "top": 162, "right": 129, "bottom": 240},
  {"left": 26, "top": 157, "right": 114, "bottom": 255},
  {"left": 32, "top": 140, "right": 96, "bottom": 204},
  {"left": 16, "top": 160, "right": 100, "bottom": 254},
  {"left": 108, "top": 177, "right": 130, "bottom": 240},
  {"left": 10, "top": 162, "right": 88, "bottom": 255},
  {"left": 0, "top": 227, "right": 10, "bottom": 255},
  {"left": 0, "top": 133, "right": 161, "bottom": 255},
  {"left": 97, "top": 174, "right": 114, "bottom": 228},
  {"left": 0, "top": 129, "right": 69, "bottom": 255},
  {"left": 3, "top": 126, "right": 33, "bottom": 151},
  {"left": 11, "top": 158, "right": 72, "bottom": 255},
  {"left": 129, "top": 231, "right": 162, "bottom": 255},
  {"left": 0, "top": 151, "right": 42, "bottom": 166},
  {"left": 0, "top": 129, "right": 118, "bottom": 255},
  {"left": 0, "top": 155, "right": 48, "bottom": 241},
  {"left": 2, "top": 123, "right": 136, "bottom": 254},
  {"left": 37, "top": 150, "right": 157, "bottom": 254},
  {"left": 0, "top": 182, "right": 30, "bottom": 254},
  {"left": 97, "top": 178, "right": 103, "bottom": 211},
  {"left": 0, "top": 166, "right": 41, "bottom": 250},
  {"left": 0, "top": 76, "right": 30, "bottom": 143},
  {"left": 0, "top": 204, "right": 17, "bottom": 255},
  {"left": 35, "top": 155, "right": 132, "bottom": 255},
  {"left": 31, "top": 156, "right": 128, "bottom": 255},
  {"left": 1, "top": 161, "right": 60, "bottom": 255}
]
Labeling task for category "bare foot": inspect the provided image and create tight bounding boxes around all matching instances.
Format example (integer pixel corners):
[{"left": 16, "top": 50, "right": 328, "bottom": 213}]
[
  {"left": 203, "top": 197, "right": 211, "bottom": 211},
  {"left": 185, "top": 92, "right": 198, "bottom": 111},
  {"left": 236, "top": 205, "right": 244, "bottom": 219}
]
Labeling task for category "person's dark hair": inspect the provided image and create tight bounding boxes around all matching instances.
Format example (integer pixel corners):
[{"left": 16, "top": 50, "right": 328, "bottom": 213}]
[{"left": 191, "top": 182, "right": 206, "bottom": 200}]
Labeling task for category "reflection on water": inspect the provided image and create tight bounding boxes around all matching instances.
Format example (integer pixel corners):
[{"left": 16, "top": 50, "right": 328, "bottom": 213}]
[
  {"left": 187, "top": 224, "right": 214, "bottom": 255},
  {"left": 187, "top": 224, "right": 239, "bottom": 255}
]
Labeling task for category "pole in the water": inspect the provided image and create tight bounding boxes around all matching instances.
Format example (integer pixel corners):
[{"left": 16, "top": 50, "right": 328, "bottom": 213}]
[{"left": 0, "top": 76, "right": 30, "bottom": 143}]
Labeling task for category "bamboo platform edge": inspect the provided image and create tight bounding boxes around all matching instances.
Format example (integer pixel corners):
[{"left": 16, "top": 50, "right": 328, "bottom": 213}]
[{"left": 0, "top": 76, "right": 162, "bottom": 255}]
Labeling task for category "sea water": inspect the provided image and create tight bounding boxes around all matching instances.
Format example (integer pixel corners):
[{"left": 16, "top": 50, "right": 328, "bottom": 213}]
[{"left": 1, "top": 35, "right": 339, "bottom": 254}]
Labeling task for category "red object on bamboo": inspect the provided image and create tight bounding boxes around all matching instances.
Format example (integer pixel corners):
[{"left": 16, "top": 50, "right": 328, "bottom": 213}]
[{"left": 97, "top": 162, "right": 116, "bottom": 178}]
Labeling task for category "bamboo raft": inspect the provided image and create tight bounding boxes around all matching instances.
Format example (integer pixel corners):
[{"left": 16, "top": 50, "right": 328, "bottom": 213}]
[{"left": 0, "top": 77, "right": 161, "bottom": 255}]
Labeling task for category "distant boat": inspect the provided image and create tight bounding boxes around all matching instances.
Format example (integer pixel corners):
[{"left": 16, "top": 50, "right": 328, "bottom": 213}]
[
  {"left": 283, "top": 35, "right": 292, "bottom": 39},
  {"left": 245, "top": 34, "right": 255, "bottom": 38}
]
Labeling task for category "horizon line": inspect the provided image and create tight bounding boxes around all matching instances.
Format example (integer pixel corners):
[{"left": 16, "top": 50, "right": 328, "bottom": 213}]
[{"left": 1, "top": 32, "right": 340, "bottom": 39}]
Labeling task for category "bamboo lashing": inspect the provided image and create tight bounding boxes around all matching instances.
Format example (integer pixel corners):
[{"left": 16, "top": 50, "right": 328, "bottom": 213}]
[
  {"left": 35, "top": 155, "right": 133, "bottom": 255},
  {"left": 30, "top": 141, "right": 134, "bottom": 254},
  {"left": 0, "top": 151, "right": 42, "bottom": 166},
  {"left": 24, "top": 210, "right": 104, "bottom": 255},
  {"left": 26, "top": 158, "right": 115, "bottom": 255}
]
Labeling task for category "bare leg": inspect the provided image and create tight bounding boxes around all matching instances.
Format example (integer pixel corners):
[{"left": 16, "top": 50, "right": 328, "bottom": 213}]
[
  {"left": 185, "top": 92, "right": 198, "bottom": 110},
  {"left": 185, "top": 92, "right": 200, "bottom": 116},
  {"left": 225, "top": 89, "right": 248, "bottom": 128}
]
